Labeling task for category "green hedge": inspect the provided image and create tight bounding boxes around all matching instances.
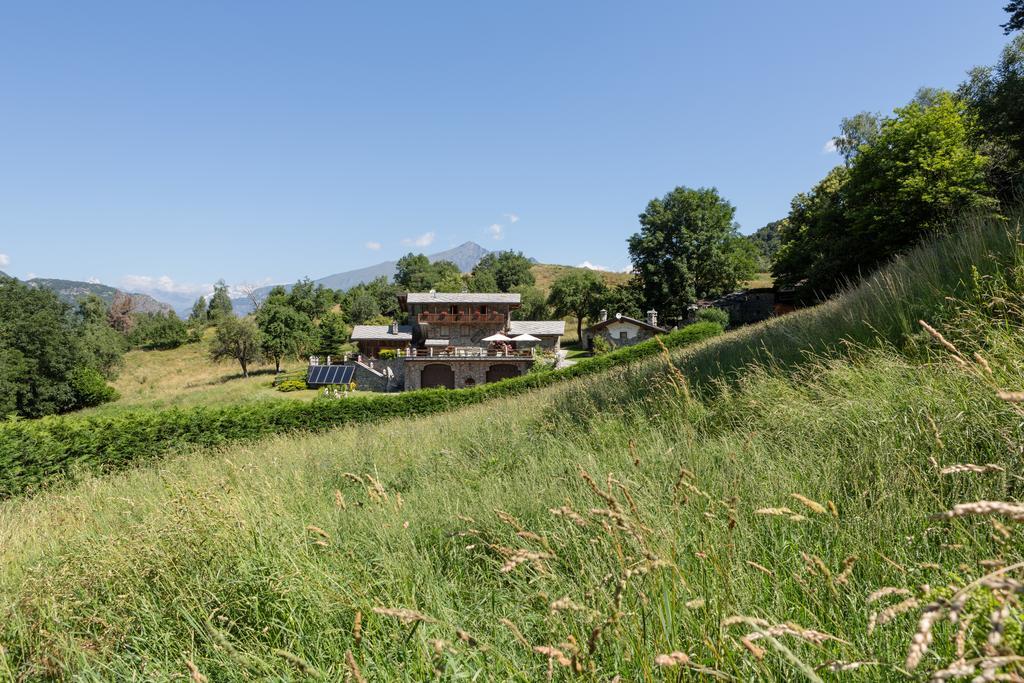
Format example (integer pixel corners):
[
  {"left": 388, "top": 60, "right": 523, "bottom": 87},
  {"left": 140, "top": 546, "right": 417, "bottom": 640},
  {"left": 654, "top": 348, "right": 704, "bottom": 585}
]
[{"left": 0, "top": 323, "right": 722, "bottom": 498}]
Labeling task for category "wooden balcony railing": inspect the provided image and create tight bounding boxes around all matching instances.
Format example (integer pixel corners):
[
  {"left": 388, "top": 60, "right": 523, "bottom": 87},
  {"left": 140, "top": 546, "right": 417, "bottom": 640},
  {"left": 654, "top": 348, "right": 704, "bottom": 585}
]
[
  {"left": 417, "top": 312, "right": 506, "bottom": 324},
  {"left": 404, "top": 348, "right": 533, "bottom": 359}
]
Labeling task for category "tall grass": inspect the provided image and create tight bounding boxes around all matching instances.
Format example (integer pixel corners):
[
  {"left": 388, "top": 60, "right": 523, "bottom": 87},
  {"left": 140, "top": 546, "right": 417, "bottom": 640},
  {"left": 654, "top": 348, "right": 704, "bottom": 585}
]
[
  {"left": 553, "top": 209, "right": 1024, "bottom": 420},
  {"left": 0, "top": 212, "right": 1022, "bottom": 680}
]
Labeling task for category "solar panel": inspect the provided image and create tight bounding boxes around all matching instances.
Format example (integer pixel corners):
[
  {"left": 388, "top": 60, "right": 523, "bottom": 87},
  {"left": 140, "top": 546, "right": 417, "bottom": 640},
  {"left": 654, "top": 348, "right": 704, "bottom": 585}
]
[{"left": 307, "top": 364, "right": 356, "bottom": 386}]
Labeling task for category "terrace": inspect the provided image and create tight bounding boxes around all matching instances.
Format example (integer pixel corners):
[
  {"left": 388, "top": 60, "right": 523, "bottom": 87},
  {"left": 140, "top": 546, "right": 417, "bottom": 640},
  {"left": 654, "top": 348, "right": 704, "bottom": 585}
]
[{"left": 403, "top": 347, "right": 534, "bottom": 359}]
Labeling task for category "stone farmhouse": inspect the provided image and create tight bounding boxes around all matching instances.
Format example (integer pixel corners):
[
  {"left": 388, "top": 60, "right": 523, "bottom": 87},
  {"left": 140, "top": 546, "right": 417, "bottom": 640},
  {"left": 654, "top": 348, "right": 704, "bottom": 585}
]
[
  {"left": 583, "top": 309, "right": 667, "bottom": 350},
  {"left": 342, "top": 291, "right": 566, "bottom": 391}
]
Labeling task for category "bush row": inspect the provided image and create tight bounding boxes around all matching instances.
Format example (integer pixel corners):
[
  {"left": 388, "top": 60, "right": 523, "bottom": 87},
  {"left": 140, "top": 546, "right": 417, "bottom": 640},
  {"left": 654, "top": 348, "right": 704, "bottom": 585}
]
[{"left": 0, "top": 323, "right": 722, "bottom": 498}]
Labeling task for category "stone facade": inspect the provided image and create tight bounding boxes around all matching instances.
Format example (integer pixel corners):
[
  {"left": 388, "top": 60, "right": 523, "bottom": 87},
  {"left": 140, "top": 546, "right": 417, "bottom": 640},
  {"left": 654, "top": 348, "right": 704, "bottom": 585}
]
[
  {"left": 588, "top": 322, "right": 659, "bottom": 349},
  {"left": 583, "top": 310, "right": 667, "bottom": 350},
  {"left": 404, "top": 358, "right": 533, "bottom": 390},
  {"left": 352, "top": 358, "right": 405, "bottom": 392}
]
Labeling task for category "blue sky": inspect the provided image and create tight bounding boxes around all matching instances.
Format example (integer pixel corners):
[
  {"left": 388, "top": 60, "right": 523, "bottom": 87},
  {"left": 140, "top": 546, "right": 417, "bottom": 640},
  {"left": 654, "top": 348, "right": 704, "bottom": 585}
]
[{"left": 0, "top": 2, "right": 1011, "bottom": 303}]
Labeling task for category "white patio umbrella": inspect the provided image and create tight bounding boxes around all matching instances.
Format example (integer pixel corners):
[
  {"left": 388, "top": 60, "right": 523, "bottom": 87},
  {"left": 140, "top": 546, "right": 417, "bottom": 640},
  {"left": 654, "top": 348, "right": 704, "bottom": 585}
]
[
  {"left": 511, "top": 333, "right": 541, "bottom": 343},
  {"left": 482, "top": 332, "right": 512, "bottom": 342}
]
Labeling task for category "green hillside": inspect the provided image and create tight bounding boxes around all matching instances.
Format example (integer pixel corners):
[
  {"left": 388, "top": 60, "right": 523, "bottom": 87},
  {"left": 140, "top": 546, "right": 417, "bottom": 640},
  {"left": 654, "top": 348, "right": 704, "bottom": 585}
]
[
  {"left": 530, "top": 263, "right": 632, "bottom": 295},
  {"left": 1, "top": 213, "right": 1023, "bottom": 680}
]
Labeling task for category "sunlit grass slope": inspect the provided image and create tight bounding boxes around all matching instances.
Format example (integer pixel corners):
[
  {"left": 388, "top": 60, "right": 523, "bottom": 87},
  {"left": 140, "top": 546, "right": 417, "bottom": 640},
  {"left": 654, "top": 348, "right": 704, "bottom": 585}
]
[
  {"left": 1, "top": 212, "right": 1023, "bottom": 680},
  {"left": 85, "top": 331, "right": 316, "bottom": 416}
]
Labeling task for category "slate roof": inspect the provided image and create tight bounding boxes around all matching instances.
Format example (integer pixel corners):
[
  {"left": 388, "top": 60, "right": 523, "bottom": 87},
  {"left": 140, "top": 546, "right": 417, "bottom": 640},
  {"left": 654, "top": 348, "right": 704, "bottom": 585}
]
[
  {"left": 508, "top": 320, "right": 566, "bottom": 336},
  {"left": 586, "top": 313, "right": 667, "bottom": 334},
  {"left": 350, "top": 324, "right": 413, "bottom": 341},
  {"left": 404, "top": 292, "right": 521, "bottom": 304}
]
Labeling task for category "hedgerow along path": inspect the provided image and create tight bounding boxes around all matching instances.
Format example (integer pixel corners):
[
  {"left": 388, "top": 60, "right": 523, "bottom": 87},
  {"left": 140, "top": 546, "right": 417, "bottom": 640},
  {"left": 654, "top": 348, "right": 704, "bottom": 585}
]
[{"left": 0, "top": 322, "right": 723, "bottom": 498}]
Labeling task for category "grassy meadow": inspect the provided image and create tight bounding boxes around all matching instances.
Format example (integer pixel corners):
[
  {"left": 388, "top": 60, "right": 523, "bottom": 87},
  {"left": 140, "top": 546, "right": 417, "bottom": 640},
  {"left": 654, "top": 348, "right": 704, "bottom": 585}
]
[
  {"left": 1, "top": 214, "right": 1023, "bottom": 680},
  {"left": 82, "top": 331, "right": 318, "bottom": 416}
]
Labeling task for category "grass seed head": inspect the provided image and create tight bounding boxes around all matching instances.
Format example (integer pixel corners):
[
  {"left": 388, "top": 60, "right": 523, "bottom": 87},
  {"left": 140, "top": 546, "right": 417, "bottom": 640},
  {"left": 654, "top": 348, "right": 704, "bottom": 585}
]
[
  {"left": 904, "top": 604, "right": 942, "bottom": 671},
  {"left": 790, "top": 493, "right": 826, "bottom": 514},
  {"left": 533, "top": 646, "right": 571, "bottom": 667},
  {"left": 932, "top": 501, "right": 1024, "bottom": 522},
  {"left": 654, "top": 651, "right": 690, "bottom": 667},
  {"left": 372, "top": 607, "right": 436, "bottom": 624},
  {"left": 345, "top": 650, "right": 365, "bottom": 683},
  {"left": 185, "top": 659, "right": 207, "bottom": 683}
]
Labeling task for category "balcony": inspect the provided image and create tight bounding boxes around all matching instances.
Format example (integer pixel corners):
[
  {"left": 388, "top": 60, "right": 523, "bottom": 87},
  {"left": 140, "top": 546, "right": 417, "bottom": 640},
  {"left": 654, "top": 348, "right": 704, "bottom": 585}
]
[
  {"left": 417, "top": 312, "right": 506, "bottom": 324},
  {"left": 404, "top": 347, "right": 533, "bottom": 359}
]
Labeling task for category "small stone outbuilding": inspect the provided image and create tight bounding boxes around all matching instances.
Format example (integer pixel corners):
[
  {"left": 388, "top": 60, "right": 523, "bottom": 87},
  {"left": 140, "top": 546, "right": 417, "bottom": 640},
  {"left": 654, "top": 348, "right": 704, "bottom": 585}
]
[
  {"left": 583, "top": 309, "right": 667, "bottom": 350},
  {"left": 351, "top": 322, "right": 412, "bottom": 358}
]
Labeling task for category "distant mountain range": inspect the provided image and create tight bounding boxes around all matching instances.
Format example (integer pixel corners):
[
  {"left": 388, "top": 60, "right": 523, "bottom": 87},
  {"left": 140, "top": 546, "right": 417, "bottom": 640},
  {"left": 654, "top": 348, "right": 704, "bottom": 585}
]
[
  {"left": 17, "top": 276, "right": 174, "bottom": 314},
  {"left": 1, "top": 241, "right": 491, "bottom": 318},
  {"left": 231, "top": 241, "right": 490, "bottom": 315}
]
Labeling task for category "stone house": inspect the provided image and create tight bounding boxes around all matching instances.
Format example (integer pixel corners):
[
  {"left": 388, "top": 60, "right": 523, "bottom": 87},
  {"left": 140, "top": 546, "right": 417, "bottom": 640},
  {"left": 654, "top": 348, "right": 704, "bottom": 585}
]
[
  {"left": 583, "top": 309, "right": 667, "bottom": 349},
  {"left": 325, "top": 291, "right": 568, "bottom": 392}
]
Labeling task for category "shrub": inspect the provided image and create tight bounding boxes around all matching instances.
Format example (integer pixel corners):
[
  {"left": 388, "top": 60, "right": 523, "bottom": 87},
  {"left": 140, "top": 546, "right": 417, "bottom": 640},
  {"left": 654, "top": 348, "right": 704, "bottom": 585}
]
[
  {"left": 0, "top": 322, "right": 723, "bottom": 498},
  {"left": 69, "top": 367, "right": 120, "bottom": 408},
  {"left": 276, "top": 379, "right": 307, "bottom": 393},
  {"left": 696, "top": 306, "right": 730, "bottom": 328},
  {"left": 378, "top": 349, "right": 398, "bottom": 360},
  {"left": 590, "top": 335, "right": 613, "bottom": 356}
]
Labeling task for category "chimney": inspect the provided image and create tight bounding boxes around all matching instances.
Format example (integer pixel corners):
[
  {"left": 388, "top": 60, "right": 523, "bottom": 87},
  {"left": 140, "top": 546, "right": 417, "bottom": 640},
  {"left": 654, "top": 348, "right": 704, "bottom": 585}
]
[
  {"left": 647, "top": 309, "right": 658, "bottom": 327},
  {"left": 599, "top": 309, "right": 608, "bottom": 322},
  {"left": 390, "top": 321, "right": 399, "bottom": 335}
]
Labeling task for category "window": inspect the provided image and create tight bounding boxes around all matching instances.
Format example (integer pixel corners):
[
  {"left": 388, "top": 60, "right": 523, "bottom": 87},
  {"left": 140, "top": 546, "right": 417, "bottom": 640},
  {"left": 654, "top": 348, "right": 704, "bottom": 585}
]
[
  {"left": 449, "top": 305, "right": 458, "bottom": 315},
  {"left": 479, "top": 305, "right": 488, "bottom": 315},
  {"left": 619, "top": 331, "right": 628, "bottom": 342}
]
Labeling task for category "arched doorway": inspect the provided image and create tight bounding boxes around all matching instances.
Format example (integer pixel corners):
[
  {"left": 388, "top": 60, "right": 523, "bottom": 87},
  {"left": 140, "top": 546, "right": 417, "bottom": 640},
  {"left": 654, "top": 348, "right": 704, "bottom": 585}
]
[
  {"left": 421, "top": 364, "right": 455, "bottom": 389},
  {"left": 485, "top": 364, "right": 520, "bottom": 383}
]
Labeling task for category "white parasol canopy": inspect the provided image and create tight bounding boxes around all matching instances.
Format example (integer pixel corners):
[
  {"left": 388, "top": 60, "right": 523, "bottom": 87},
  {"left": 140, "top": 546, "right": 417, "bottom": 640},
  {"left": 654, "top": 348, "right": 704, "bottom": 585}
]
[
  {"left": 482, "top": 332, "right": 512, "bottom": 342},
  {"left": 511, "top": 333, "right": 541, "bottom": 342}
]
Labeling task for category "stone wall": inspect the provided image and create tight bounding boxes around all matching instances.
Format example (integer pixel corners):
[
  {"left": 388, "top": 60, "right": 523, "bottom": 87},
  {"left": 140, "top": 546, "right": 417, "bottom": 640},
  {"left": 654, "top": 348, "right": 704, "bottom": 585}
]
[
  {"left": 585, "top": 322, "right": 658, "bottom": 349},
  {"left": 403, "top": 358, "right": 533, "bottom": 391},
  {"left": 353, "top": 358, "right": 405, "bottom": 392}
]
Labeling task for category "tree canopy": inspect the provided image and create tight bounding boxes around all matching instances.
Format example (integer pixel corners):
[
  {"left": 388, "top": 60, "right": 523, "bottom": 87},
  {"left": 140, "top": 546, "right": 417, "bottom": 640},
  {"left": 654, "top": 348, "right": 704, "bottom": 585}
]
[
  {"left": 472, "top": 251, "right": 535, "bottom": 292},
  {"left": 627, "top": 186, "right": 750, "bottom": 317},
  {"left": 256, "top": 302, "right": 314, "bottom": 373},
  {"left": 394, "top": 254, "right": 462, "bottom": 291},
  {"left": 1003, "top": 0, "right": 1024, "bottom": 34},
  {"left": 0, "top": 279, "right": 119, "bottom": 417},
  {"left": 210, "top": 316, "right": 262, "bottom": 377},
  {"left": 547, "top": 269, "right": 607, "bottom": 340},
  {"left": 207, "top": 280, "right": 234, "bottom": 321}
]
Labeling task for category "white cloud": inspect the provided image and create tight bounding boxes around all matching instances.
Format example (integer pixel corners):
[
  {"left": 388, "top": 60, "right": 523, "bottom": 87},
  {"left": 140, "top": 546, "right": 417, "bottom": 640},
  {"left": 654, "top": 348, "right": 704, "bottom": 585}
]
[
  {"left": 488, "top": 223, "right": 504, "bottom": 240},
  {"left": 365, "top": 241, "right": 382, "bottom": 250},
  {"left": 26, "top": 272, "right": 36, "bottom": 280},
  {"left": 87, "top": 276, "right": 101, "bottom": 284},
  {"left": 504, "top": 213, "right": 520, "bottom": 224},
  {"left": 121, "top": 274, "right": 214, "bottom": 297},
  {"left": 578, "top": 261, "right": 632, "bottom": 273},
  {"left": 823, "top": 138, "right": 838, "bottom": 154},
  {"left": 402, "top": 231, "right": 436, "bottom": 248},
  {"left": 0, "top": 253, "right": 9, "bottom": 267}
]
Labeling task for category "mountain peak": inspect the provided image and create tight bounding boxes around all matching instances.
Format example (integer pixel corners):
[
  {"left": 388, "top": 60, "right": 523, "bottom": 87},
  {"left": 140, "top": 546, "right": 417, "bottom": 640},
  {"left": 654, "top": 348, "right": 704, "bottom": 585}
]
[{"left": 231, "top": 241, "right": 492, "bottom": 314}]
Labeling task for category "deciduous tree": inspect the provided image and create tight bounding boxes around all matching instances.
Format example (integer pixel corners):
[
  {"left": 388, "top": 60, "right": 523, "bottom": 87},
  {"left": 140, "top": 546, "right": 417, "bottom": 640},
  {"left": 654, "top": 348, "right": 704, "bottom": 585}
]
[
  {"left": 207, "top": 280, "right": 234, "bottom": 321},
  {"left": 547, "top": 270, "right": 607, "bottom": 340},
  {"left": 256, "top": 303, "right": 313, "bottom": 373},
  {"left": 627, "top": 186, "right": 747, "bottom": 317},
  {"left": 210, "top": 316, "right": 262, "bottom": 377},
  {"left": 472, "top": 251, "right": 535, "bottom": 292}
]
